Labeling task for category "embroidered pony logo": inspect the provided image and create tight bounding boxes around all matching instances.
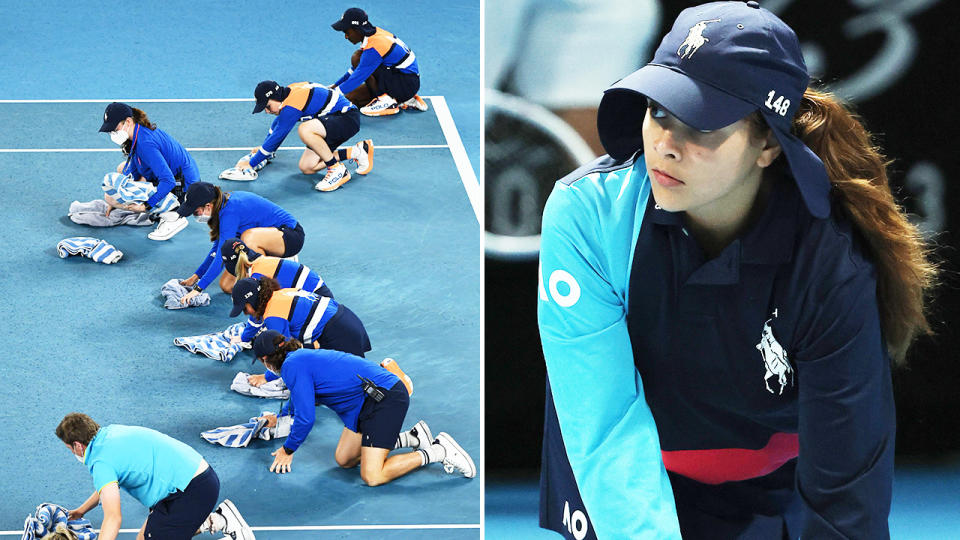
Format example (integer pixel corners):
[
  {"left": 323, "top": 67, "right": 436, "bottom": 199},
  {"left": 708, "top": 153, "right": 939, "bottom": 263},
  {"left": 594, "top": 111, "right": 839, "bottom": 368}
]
[
  {"left": 677, "top": 18, "right": 721, "bottom": 59},
  {"left": 755, "top": 318, "right": 794, "bottom": 394}
]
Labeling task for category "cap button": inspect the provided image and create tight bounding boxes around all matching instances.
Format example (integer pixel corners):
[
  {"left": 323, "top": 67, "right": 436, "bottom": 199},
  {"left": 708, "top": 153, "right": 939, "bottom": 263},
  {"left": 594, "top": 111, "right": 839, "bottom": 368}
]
[{"left": 746, "top": 1, "right": 760, "bottom": 7}]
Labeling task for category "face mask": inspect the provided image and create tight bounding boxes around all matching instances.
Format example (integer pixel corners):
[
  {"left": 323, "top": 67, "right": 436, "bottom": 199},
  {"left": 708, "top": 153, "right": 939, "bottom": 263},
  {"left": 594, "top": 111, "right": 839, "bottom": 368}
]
[
  {"left": 109, "top": 129, "right": 129, "bottom": 145},
  {"left": 74, "top": 446, "right": 84, "bottom": 463},
  {"left": 195, "top": 213, "right": 210, "bottom": 224}
]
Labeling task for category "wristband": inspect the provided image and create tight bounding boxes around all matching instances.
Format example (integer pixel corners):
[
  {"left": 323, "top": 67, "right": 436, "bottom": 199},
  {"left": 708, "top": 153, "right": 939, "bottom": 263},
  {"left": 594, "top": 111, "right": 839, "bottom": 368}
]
[{"left": 192, "top": 284, "right": 202, "bottom": 293}]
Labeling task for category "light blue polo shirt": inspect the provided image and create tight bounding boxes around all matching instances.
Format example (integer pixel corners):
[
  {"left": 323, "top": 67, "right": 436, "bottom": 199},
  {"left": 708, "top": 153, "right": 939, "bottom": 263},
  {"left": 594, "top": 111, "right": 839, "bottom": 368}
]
[{"left": 83, "top": 425, "right": 203, "bottom": 509}]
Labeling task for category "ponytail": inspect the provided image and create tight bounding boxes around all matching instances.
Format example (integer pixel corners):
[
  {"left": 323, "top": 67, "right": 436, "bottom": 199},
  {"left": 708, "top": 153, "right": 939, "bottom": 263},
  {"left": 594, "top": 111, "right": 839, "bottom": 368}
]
[
  {"left": 253, "top": 277, "right": 282, "bottom": 320},
  {"left": 235, "top": 249, "right": 253, "bottom": 280},
  {"left": 131, "top": 107, "right": 156, "bottom": 130},
  {"left": 792, "top": 88, "right": 937, "bottom": 363},
  {"left": 207, "top": 187, "right": 229, "bottom": 242},
  {"left": 262, "top": 335, "right": 303, "bottom": 373}
]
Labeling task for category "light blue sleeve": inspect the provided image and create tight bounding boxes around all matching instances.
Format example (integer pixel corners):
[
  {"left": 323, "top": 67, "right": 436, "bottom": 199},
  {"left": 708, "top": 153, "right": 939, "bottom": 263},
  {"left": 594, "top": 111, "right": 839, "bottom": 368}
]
[{"left": 537, "top": 161, "right": 681, "bottom": 539}]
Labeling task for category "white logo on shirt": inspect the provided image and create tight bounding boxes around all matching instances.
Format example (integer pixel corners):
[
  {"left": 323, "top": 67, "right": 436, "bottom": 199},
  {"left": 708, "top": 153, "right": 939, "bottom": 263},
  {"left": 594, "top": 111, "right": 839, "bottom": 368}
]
[
  {"left": 562, "top": 500, "right": 589, "bottom": 540},
  {"left": 756, "top": 315, "right": 794, "bottom": 394},
  {"left": 677, "top": 18, "right": 721, "bottom": 59},
  {"left": 539, "top": 261, "right": 581, "bottom": 308}
]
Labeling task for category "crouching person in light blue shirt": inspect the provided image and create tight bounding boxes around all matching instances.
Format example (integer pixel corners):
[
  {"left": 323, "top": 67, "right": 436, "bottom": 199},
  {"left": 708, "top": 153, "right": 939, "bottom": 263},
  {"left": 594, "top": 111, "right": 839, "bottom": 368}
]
[{"left": 56, "top": 413, "right": 256, "bottom": 540}]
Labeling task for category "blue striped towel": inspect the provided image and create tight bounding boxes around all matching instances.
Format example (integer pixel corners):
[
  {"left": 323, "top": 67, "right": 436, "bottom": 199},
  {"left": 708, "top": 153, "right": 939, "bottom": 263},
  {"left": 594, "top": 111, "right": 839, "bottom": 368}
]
[
  {"left": 201, "top": 413, "right": 293, "bottom": 447},
  {"left": 56, "top": 237, "right": 123, "bottom": 264},
  {"left": 22, "top": 503, "right": 97, "bottom": 540},
  {"left": 102, "top": 172, "right": 178, "bottom": 214},
  {"left": 174, "top": 321, "right": 248, "bottom": 361}
]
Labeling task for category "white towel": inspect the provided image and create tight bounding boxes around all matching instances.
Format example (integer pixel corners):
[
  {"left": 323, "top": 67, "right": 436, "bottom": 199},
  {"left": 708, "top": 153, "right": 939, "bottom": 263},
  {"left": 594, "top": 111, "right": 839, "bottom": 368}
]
[
  {"left": 174, "top": 321, "right": 249, "bottom": 362},
  {"left": 161, "top": 278, "right": 211, "bottom": 310},
  {"left": 230, "top": 372, "right": 290, "bottom": 399},
  {"left": 56, "top": 237, "right": 123, "bottom": 264}
]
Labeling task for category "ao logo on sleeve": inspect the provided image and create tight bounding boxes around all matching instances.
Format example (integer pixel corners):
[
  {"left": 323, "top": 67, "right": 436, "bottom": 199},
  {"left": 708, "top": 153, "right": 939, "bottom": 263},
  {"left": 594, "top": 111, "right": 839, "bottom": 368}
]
[
  {"left": 539, "top": 261, "right": 581, "bottom": 308},
  {"left": 562, "top": 500, "right": 590, "bottom": 540}
]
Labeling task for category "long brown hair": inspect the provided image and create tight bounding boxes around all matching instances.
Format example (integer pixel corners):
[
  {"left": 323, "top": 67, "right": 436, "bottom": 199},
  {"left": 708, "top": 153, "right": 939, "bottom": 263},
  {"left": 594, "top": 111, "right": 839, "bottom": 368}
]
[
  {"left": 131, "top": 107, "right": 156, "bottom": 130},
  {"left": 253, "top": 277, "right": 282, "bottom": 319},
  {"left": 262, "top": 335, "right": 303, "bottom": 373},
  {"left": 753, "top": 88, "right": 937, "bottom": 363},
  {"left": 206, "top": 187, "right": 230, "bottom": 242}
]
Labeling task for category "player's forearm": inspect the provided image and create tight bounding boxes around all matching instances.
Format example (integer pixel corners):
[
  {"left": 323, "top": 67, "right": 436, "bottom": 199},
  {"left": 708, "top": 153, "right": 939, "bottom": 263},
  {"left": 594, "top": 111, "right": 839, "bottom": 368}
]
[
  {"left": 79, "top": 491, "right": 100, "bottom": 513},
  {"left": 97, "top": 515, "right": 122, "bottom": 540}
]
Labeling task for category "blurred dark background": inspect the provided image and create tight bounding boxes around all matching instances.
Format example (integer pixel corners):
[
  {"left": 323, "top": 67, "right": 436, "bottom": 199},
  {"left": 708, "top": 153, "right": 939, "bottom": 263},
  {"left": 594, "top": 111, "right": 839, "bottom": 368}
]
[{"left": 485, "top": 0, "right": 960, "bottom": 475}]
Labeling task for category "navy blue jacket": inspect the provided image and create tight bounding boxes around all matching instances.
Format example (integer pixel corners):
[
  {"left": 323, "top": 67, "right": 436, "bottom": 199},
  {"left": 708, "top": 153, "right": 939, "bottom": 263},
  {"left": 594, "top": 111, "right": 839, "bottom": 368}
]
[{"left": 538, "top": 153, "right": 894, "bottom": 539}]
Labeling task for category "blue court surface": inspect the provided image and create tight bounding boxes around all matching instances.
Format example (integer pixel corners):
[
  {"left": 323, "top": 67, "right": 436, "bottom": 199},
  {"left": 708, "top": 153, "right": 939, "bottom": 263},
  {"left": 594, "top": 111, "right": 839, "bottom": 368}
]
[
  {"left": 0, "top": 1, "right": 480, "bottom": 538},
  {"left": 485, "top": 460, "right": 960, "bottom": 539}
]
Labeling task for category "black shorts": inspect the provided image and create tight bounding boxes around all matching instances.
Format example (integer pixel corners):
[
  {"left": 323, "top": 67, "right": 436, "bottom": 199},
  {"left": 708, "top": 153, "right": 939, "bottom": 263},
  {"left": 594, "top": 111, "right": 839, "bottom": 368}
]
[
  {"left": 357, "top": 381, "right": 410, "bottom": 449},
  {"left": 373, "top": 65, "right": 420, "bottom": 103},
  {"left": 278, "top": 222, "right": 305, "bottom": 257},
  {"left": 315, "top": 304, "right": 371, "bottom": 357},
  {"left": 145, "top": 466, "right": 220, "bottom": 540},
  {"left": 317, "top": 108, "right": 361, "bottom": 150}
]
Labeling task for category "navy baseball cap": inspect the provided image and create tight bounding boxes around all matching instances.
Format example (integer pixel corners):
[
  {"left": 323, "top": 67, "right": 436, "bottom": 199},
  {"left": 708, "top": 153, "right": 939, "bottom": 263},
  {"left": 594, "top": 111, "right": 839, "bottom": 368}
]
[
  {"left": 98, "top": 102, "right": 133, "bottom": 132},
  {"left": 253, "top": 80, "right": 282, "bottom": 114},
  {"left": 253, "top": 329, "right": 284, "bottom": 359},
  {"left": 331, "top": 8, "right": 376, "bottom": 36},
  {"left": 177, "top": 182, "right": 218, "bottom": 218},
  {"left": 220, "top": 237, "right": 261, "bottom": 275},
  {"left": 597, "top": 0, "right": 831, "bottom": 218},
  {"left": 230, "top": 277, "right": 261, "bottom": 317}
]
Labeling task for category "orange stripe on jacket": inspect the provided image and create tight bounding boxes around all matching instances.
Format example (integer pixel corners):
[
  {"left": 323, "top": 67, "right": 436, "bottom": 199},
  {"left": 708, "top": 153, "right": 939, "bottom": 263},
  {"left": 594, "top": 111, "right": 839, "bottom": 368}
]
[
  {"left": 281, "top": 82, "right": 313, "bottom": 112},
  {"left": 250, "top": 257, "right": 282, "bottom": 280},
  {"left": 263, "top": 289, "right": 304, "bottom": 320},
  {"left": 363, "top": 28, "right": 396, "bottom": 56}
]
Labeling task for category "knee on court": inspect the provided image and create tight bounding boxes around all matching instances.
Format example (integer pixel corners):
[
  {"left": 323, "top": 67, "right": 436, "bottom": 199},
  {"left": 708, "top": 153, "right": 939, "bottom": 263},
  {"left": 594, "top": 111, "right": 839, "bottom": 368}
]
[
  {"left": 334, "top": 451, "right": 358, "bottom": 469},
  {"left": 360, "top": 468, "right": 387, "bottom": 487}
]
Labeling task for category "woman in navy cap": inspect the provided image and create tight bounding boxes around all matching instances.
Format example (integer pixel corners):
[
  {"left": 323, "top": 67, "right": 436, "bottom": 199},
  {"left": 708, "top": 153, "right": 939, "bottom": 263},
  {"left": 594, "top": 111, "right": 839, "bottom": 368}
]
[
  {"left": 250, "top": 329, "right": 475, "bottom": 484},
  {"left": 228, "top": 275, "right": 368, "bottom": 372},
  {"left": 177, "top": 183, "right": 304, "bottom": 305},
  {"left": 98, "top": 102, "right": 200, "bottom": 241},
  {"left": 537, "top": 2, "right": 937, "bottom": 539},
  {"left": 329, "top": 7, "right": 428, "bottom": 116}
]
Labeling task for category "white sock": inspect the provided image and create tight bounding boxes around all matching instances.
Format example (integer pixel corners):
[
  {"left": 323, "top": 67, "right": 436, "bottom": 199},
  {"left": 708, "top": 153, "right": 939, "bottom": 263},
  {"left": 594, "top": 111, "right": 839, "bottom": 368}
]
[
  {"left": 417, "top": 442, "right": 446, "bottom": 466},
  {"left": 200, "top": 512, "right": 227, "bottom": 533},
  {"left": 395, "top": 428, "right": 419, "bottom": 449}
]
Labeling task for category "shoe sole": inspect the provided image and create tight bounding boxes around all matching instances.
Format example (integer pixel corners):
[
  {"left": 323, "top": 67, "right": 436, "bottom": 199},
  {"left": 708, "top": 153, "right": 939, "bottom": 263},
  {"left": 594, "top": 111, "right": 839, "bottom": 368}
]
[
  {"left": 148, "top": 218, "right": 187, "bottom": 241},
  {"left": 316, "top": 171, "right": 351, "bottom": 192},
  {"left": 361, "top": 107, "right": 399, "bottom": 117},
  {"left": 437, "top": 432, "right": 476, "bottom": 478},
  {"left": 219, "top": 499, "right": 255, "bottom": 540},
  {"left": 356, "top": 140, "right": 374, "bottom": 175}
]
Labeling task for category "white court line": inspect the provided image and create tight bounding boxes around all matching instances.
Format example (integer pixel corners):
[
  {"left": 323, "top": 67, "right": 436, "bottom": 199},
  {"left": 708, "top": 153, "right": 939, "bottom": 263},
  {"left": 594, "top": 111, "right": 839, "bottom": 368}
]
[
  {"left": 429, "top": 96, "right": 481, "bottom": 224},
  {"left": 0, "top": 145, "right": 448, "bottom": 153},
  {"left": 0, "top": 524, "right": 480, "bottom": 535}
]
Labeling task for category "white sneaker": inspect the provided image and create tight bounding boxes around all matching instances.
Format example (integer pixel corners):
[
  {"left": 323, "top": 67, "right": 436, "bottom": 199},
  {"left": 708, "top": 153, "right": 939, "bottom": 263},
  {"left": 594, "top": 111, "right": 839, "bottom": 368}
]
[
  {"left": 409, "top": 420, "right": 433, "bottom": 450},
  {"left": 217, "top": 499, "right": 255, "bottom": 540},
  {"left": 352, "top": 140, "right": 374, "bottom": 175},
  {"left": 401, "top": 95, "right": 429, "bottom": 111},
  {"left": 147, "top": 213, "right": 187, "bottom": 241},
  {"left": 360, "top": 94, "right": 400, "bottom": 116},
  {"left": 435, "top": 432, "right": 476, "bottom": 478},
  {"left": 314, "top": 163, "right": 351, "bottom": 192}
]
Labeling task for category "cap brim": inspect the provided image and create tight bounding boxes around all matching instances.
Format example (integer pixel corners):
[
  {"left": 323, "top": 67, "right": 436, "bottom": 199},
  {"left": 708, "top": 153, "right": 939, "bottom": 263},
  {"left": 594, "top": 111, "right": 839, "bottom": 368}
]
[
  {"left": 598, "top": 64, "right": 757, "bottom": 161},
  {"left": 331, "top": 20, "right": 348, "bottom": 31},
  {"left": 252, "top": 101, "right": 267, "bottom": 114},
  {"left": 229, "top": 303, "right": 244, "bottom": 317},
  {"left": 769, "top": 123, "right": 831, "bottom": 219},
  {"left": 98, "top": 120, "right": 114, "bottom": 133}
]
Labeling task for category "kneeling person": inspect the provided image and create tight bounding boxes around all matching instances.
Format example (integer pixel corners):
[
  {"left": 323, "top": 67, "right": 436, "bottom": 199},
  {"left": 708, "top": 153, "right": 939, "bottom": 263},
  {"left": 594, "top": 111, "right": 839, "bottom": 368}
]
[
  {"left": 253, "top": 330, "right": 476, "bottom": 485},
  {"left": 56, "top": 413, "right": 254, "bottom": 540},
  {"left": 239, "top": 80, "right": 373, "bottom": 192}
]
